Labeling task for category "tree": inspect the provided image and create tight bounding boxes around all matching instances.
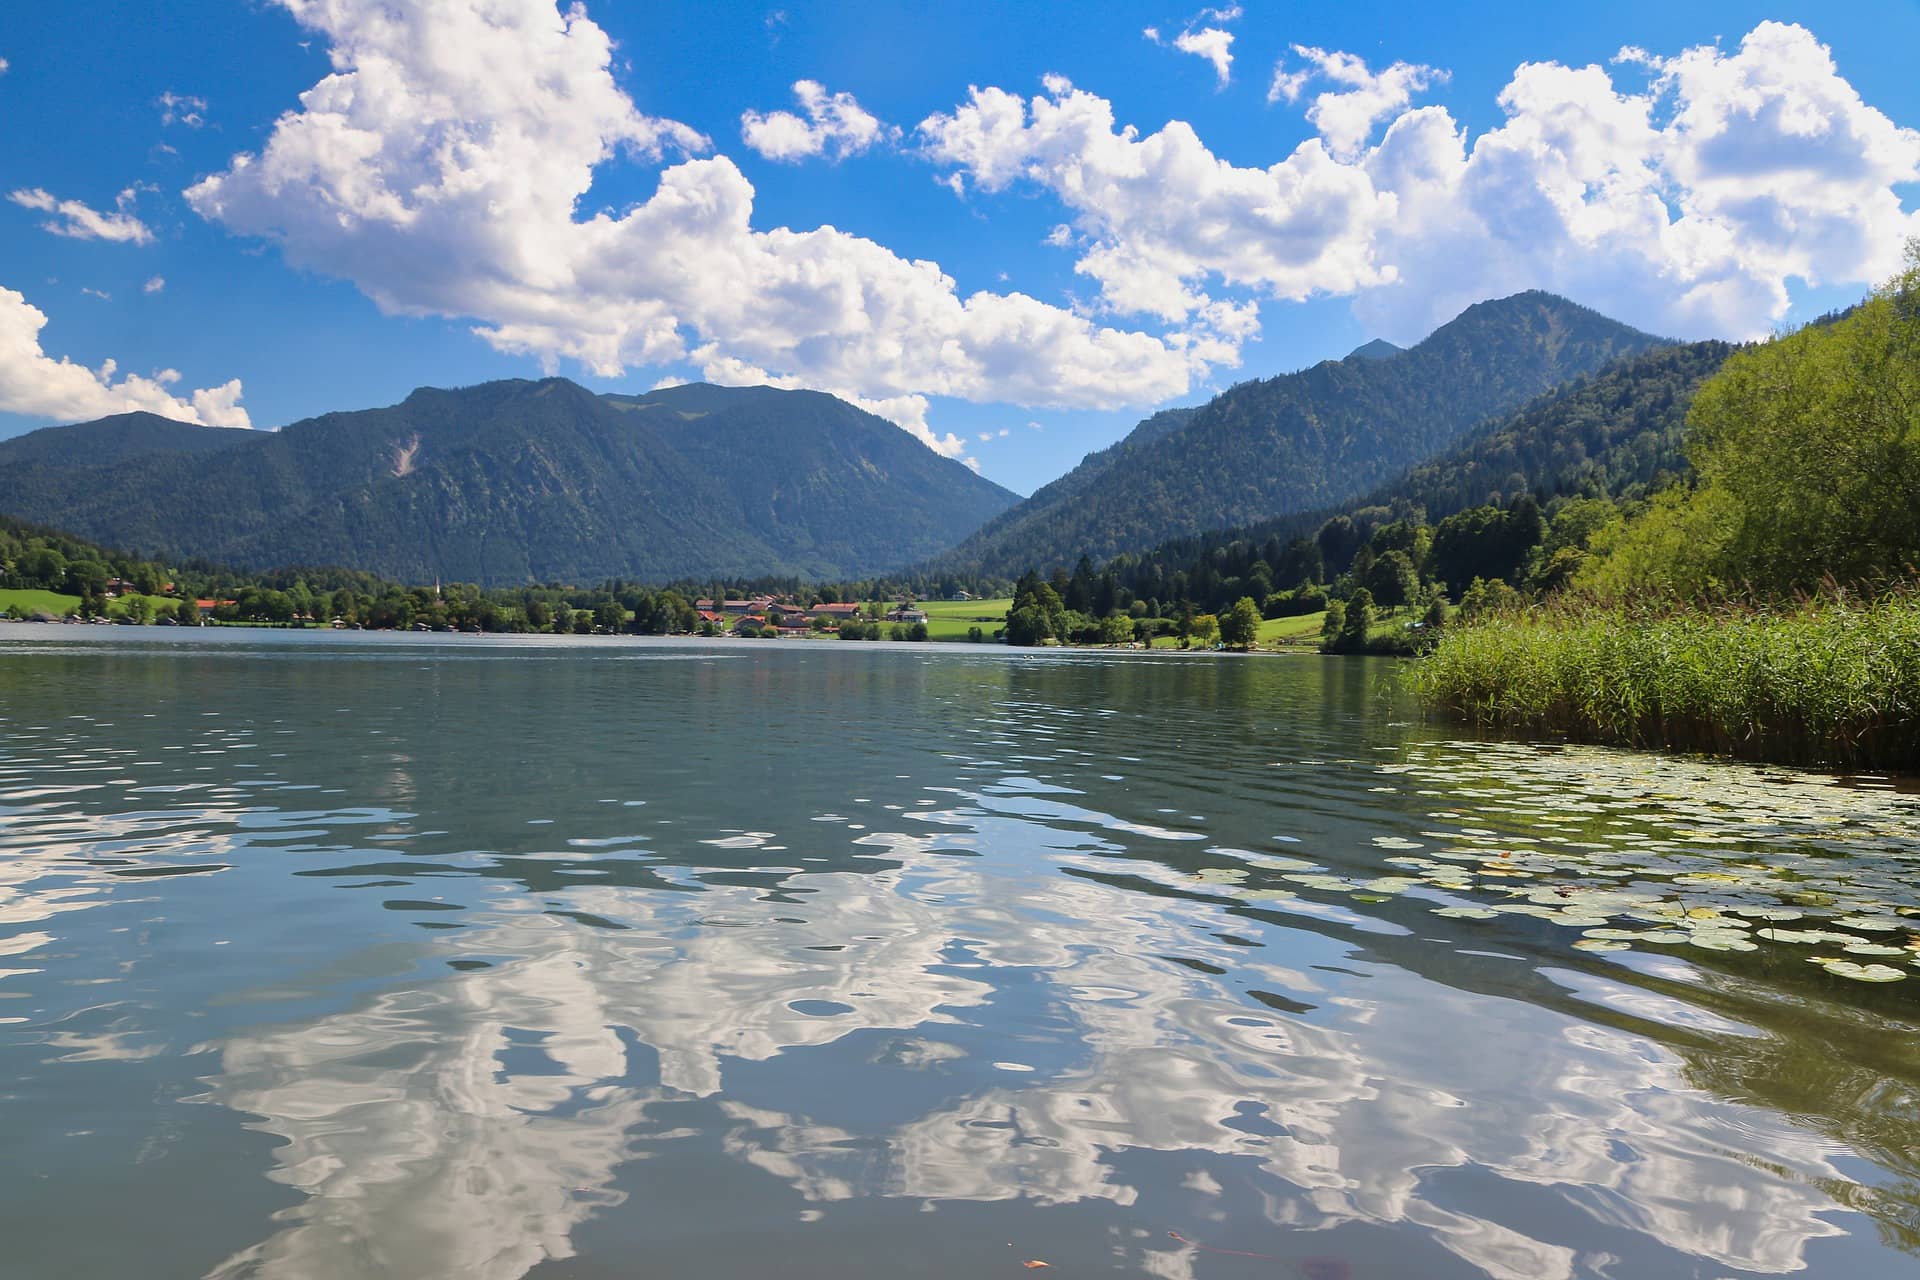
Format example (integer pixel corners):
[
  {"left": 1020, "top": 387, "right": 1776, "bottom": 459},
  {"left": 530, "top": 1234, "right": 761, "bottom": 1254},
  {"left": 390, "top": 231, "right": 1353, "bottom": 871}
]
[
  {"left": 908, "top": 621, "right": 929, "bottom": 641},
  {"left": 1332, "top": 588, "right": 1374, "bottom": 652},
  {"left": 1064, "top": 556, "right": 1096, "bottom": 614},
  {"left": 1457, "top": 576, "right": 1523, "bottom": 622},
  {"left": 1430, "top": 502, "right": 1543, "bottom": 594},
  {"left": 1219, "top": 596, "right": 1261, "bottom": 649},
  {"left": 1191, "top": 613, "right": 1220, "bottom": 647},
  {"left": 123, "top": 595, "right": 152, "bottom": 625},
  {"left": 1316, "top": 516, "right": 1361, "bottom": 577},
  {"left": 176, "top": 598, "right": 201, "bottom": 626},
  {"left": 1688, "top": 249, "right": 1919, "bottom": 591},
  {"left": 1320, "top": 599, "right": 1345, "bottom": 642},
  {"left": 65, "top": 559, "right": 110, "bottom": 598},
  {"left": 1004, "top": 571, "right": 1068, "bottom": 646},
  {"left": 18, "top": 546, "right": 65, "bottom": 588},
  {"left": 1364, "top": 550, "right": 1418, "bottom": 611},
  {"left": 1098, "top": 613, "right": 1133, "bottom": 645},
  {"left": 1277, "top": 537, "right": 1323, "bottom": 588}
]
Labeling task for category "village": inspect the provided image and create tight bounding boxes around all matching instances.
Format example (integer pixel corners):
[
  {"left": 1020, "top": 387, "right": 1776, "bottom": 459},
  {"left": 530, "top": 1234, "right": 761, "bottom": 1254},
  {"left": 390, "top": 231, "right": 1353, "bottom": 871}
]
[{"left": 693, "top": 595, "right": 932, "bottom": 637}]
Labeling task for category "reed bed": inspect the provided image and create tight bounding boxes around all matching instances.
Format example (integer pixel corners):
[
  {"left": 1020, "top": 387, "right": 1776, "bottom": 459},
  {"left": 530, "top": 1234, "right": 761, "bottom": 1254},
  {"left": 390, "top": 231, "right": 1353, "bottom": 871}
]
[{"left": 1406, "top": 593, "right": 1920, "bottom": 771}]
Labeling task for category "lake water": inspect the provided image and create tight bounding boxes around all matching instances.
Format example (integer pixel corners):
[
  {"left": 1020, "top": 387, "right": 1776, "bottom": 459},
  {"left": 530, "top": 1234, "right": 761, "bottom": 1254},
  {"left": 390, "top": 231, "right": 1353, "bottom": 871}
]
[{"left": 3, "top": 626, "right": 1918, "bottom": 1279}]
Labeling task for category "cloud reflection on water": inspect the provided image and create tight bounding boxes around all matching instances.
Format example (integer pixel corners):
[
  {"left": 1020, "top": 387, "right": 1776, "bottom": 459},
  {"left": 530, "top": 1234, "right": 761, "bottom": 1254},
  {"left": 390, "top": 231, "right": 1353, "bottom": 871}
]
[{"left": 199, "top": 837, "right": 1860, "bottom": 1279}]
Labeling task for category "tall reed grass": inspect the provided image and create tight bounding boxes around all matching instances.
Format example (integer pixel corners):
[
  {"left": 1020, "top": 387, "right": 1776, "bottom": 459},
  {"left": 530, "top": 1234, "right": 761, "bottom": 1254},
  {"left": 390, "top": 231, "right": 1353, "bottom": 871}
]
[{"left": 1406, "top": 593, "right": 1920, "bottom": 771}]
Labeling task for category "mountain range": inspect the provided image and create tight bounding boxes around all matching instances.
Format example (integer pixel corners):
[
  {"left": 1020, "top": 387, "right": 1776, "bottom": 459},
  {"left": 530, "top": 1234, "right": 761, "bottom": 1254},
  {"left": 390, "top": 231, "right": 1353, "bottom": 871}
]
[
  {"left": 0, "top": 379, "right": 1017, "bottom": 586},
  {"left": 0, "top": 291, "right": 1681, "bottom": 587},
  {"left": 935, "top": 292, "right": 1666, "bottom": 576}
]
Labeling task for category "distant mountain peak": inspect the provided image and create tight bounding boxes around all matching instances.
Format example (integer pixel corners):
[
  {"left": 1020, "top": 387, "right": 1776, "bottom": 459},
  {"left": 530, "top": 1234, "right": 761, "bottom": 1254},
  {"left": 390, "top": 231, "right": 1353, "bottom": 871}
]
[
  {"left": 934, "top": 291, "right": 1667, "bottom": 575},
  {"left": 1346, "top": 338, "right": 1403, "bottom": 361}
]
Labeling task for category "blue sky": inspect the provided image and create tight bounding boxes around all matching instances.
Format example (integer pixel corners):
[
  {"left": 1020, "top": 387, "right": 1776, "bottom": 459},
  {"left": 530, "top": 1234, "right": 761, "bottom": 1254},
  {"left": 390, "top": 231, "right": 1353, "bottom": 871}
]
[{"left": 2, "top": 1, "right": 1917, "bottom": 494}]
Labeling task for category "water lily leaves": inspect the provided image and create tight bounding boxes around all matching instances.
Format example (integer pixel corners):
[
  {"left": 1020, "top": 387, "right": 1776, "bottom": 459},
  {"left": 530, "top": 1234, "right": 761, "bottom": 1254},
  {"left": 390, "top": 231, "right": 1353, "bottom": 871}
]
[
  {"left": 1840, "top": 942, "right": 1908, "bottom": 957},
  {"left": 1342, "top": 740, "right": 1920, "bottom": 974},
  {"left": 1835, "top": 914, "right": 1904, "bottom": 932},
  {"left": 1728, "top": 906, "right": 1804, "bottom": 922},
  {"left": 1811, "top": 958, "right": 1907, "bottom": 982},
  {"left": 1686, "top": 933, "right": 1759, "bottom": 952}
]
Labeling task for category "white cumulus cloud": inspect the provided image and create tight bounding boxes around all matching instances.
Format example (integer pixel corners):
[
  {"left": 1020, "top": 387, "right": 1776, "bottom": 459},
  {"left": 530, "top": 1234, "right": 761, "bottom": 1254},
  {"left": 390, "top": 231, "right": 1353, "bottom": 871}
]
[
  {"left": 8, "top": 186, "right": 155, "bottom": 244},
  {"left": 144, "top": 275, "right": 166, "bottom": 294},
  {"left": 187, "top": 0, "right": 1221, "bottom": 453},
  {"left": 1145, "top": 12, "right": 1239, "bottom": 87},
  {"left": 1173, "top": 28, "right": 1234, "bottom": 87},
  {"left": 740, "top": 80, "right": 896, "bottom": 162},
  {"left": 927, "top": 23, "right": 1920, "bottom": 347},
  {"left": 1270, "top": 46, "right": 1449, "bottom": 159},
  {"left": 1352, "top": 22, "right": 1920, "bottom": 337},
  {"left": 0, "top": 285, "right": 250, "bottom": 426},
  {"left": 919, "top": 76, "right": 1391, "bottom": 325}
]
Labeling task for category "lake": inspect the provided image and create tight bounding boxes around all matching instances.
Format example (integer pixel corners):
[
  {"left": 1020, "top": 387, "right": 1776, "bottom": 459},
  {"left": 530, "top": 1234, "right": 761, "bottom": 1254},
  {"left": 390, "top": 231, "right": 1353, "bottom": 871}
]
[{"left": 2, "top": 626, "right": 1918, "bottom": 1279}]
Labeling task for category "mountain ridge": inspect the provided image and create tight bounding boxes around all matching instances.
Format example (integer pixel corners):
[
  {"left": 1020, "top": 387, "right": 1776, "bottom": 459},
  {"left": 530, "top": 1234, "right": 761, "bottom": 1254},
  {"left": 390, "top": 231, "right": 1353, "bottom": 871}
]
[
  {"left": 0, "top": 379, "right": 1017, "bottom": 586},
  {"left": 934, "top": 291, "right": 1669, "bottom": 576}
]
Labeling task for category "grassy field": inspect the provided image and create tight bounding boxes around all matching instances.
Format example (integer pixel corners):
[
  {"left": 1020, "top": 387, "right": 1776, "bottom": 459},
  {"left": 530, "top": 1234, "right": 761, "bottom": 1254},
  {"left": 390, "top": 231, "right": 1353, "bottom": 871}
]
[
  {"left": 0, "top": 589, "right": 190, "bottom": 621},
  {"left": 1408, "top": 597, "right": 1920, "bottom": 770},
  {"left": 1259, "top": 611, "right": 1329, "bottom": 647},
  {"left": 0, "top": 588, "right": 81, "bottom": 617},
  {"left": 912, "top": 597, "right": 1014, "bottom": 641},
  {"left": 106, "top": 593, "right": 184, "bottom": 621},
  {"left": 1145, "top": 610, "right": 1409, "bottom": 650}
]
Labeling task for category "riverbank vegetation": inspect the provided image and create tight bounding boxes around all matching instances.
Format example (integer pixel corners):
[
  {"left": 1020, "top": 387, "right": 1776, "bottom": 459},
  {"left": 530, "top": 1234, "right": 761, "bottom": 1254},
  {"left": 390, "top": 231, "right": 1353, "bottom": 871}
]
[
  {"left": 1415, "top": 245, "right": 1920, "bottom": 768},
  {"left": 1408, "top": 596, "right": 1920, "bottom": 769},
  {"left": 1, "top": 515, "right": 1017, "bottom": 638}
]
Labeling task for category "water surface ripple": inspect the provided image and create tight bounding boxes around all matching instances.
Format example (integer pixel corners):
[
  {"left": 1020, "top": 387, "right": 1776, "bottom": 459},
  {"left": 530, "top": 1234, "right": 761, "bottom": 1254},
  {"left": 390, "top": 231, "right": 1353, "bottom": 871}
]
[{"left": 2, "top": 627, "right": 1917, "bottom": 1279}]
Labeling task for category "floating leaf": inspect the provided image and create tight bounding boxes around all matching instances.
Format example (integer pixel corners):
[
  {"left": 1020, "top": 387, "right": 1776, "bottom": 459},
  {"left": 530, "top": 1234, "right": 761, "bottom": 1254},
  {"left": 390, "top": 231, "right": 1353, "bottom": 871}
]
[{"left": 1812, "top": 958, "right": 1907, "bottom": 982}]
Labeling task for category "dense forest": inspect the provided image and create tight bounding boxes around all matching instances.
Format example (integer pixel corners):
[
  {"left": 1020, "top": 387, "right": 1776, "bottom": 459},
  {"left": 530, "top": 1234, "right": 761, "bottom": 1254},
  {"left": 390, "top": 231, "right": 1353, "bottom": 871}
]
[
  {"left": 938, "top": 291, "right": 1664, "bottom": 577},
  {"left": 0, "top": 379, "right": 1016, "bottom": 586},
  {"left": 990, "top": 336, "right": 1737, "bottom": 648}
]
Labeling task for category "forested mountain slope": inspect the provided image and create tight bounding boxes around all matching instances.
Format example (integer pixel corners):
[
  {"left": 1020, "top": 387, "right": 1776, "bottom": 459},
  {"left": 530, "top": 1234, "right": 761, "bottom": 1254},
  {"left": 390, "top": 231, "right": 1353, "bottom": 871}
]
[
  {"left": 937, "top": 292, "right": 1667, "bottom": 576},
  {"left": 0, "top": 380, "right": 1017, "bottom": 585},
  {"left": 1106, "top": 338, "right": 1736, "bottom": 590},
  {"left": 0, "top": 411, "right": 252, "bottom": 468}
]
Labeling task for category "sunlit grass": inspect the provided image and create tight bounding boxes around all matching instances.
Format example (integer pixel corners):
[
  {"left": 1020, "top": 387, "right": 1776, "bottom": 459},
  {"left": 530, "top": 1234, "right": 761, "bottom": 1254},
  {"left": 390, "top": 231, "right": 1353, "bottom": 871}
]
[
  {"left": 911, "top": 597, "right": 1014, "bottom": 640},
  {"left": 0, "top": 588, "right": 81, "bottom": 617},
  {"left": 1408, "top": 593, "right": 1920, "bottom": 770}
]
